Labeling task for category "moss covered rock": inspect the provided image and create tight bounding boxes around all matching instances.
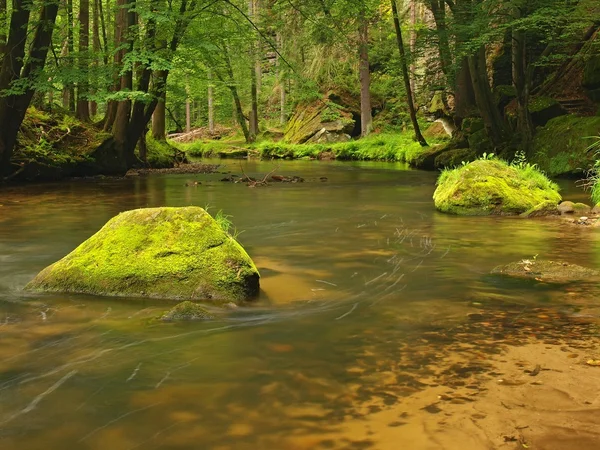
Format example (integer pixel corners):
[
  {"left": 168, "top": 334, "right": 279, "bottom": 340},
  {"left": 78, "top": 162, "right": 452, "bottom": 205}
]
[
  {"left": 433, "top": 159, "right": 561, "bottom": 215},
  {"left": 25, "top": 207, "right": 260, "bottom": 304},
  {"left": 283, "top": 95, "right": 356, "bottom": 144},
  {"left": 492, "top": 260, "right": 600, "bottom": 283},
  {"left": 530, "top": 115, "right": 600, "bottom": 177},
  {"left": 528, "top": 97, "right": 566, "bottom": 127},
  {"left": 161, "top": 301, "right": 215, "bottom": 321}
]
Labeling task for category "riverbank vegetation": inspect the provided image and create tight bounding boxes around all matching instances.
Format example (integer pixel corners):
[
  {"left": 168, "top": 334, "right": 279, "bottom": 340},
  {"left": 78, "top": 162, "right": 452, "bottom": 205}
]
[{"left": 0, "top": 0, "right": 598, "bottom": 184}]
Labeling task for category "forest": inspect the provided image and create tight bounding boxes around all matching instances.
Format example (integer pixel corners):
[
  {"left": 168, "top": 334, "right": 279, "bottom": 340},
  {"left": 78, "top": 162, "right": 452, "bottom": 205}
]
[
  {"left": 0, "top": 0, "right": 598, "bottom": 182},
  {"left": 2, "top": 1, "right": 600, "bottom": 449}
]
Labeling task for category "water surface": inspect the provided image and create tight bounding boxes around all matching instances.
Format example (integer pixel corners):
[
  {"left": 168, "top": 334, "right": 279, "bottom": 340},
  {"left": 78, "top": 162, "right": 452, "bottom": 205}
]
[{"left": 1, "top": 160, "right": 598, "bottom": 449}]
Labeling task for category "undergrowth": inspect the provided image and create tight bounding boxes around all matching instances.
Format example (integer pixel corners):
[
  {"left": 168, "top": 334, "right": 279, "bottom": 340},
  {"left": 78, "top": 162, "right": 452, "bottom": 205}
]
[{"left": 177, "top": 131, "right": 449, "bottom": 163}]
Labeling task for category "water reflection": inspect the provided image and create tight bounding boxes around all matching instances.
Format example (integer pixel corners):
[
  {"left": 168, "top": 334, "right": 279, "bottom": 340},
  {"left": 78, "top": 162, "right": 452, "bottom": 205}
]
[{"left": 0, "top": 160, "right": 599, "bottom": 449}]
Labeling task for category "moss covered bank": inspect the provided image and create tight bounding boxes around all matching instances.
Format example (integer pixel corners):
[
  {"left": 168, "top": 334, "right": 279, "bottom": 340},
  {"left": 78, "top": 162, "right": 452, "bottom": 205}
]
[{"left": 26, "top": 207, "right": 260, "bottom": 304}]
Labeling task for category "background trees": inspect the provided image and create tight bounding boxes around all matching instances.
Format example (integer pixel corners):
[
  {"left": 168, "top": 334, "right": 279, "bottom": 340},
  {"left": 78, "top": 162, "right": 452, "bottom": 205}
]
[{"left": 0, "top": 0, "right": 598, "bottom": 176}]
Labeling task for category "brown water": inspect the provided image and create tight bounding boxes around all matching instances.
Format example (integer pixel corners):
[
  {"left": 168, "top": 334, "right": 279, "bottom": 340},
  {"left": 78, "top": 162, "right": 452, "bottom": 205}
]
[{"left": 0, "top": 160, "right": 599, "bottom": 450}]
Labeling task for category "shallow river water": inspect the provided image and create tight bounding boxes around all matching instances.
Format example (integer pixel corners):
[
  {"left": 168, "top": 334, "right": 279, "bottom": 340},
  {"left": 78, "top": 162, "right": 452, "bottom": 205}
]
[{"left": 1, "top": 160, "right": 599, "bottom": 449}]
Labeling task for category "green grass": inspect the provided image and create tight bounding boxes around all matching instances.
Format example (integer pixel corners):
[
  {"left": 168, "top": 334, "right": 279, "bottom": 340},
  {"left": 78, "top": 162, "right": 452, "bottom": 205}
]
[
  {"left": 586, "top": 136, "right": 600, "bottom": 205},
  {"left": 176, "top": 131, "right": 449, "bottom": 164}
]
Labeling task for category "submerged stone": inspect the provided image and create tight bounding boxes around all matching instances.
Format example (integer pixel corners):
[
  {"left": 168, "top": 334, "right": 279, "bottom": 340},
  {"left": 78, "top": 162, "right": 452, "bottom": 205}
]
[
  {"left": 25, "top": 207, "right": 260, "bottom": 304},
  {"left": 491, "top": 260, "right": 600, "bottom": 283},
  {"left": 433, "top": 159, "right": 561, "bottom": 215},
  {"left": 161, "top": 301, "right": 215, "bottom": 321}
]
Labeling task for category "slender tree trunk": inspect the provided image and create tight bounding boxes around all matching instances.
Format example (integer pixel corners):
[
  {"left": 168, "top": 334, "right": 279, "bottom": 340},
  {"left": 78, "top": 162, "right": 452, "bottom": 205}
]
[
  {"left": 248, "top": 0, "right": 258, "bottom": 140},
  {"left": 277, "top": 33, "right": 286, "bottom": 125},
  {"left": 185, "top": 78, "right": 191, "bottom": 132},
  {"left": 0, "top": 0, "right": 60, "bottom": 176},
  {"left": 208, "top": 70, "right": 215, "bottom": 133},
  {"left": 358, "top": 11, "right": 373, "bottom": 137},
  {"left": 152, "top": 71, "right": 167, "bottom": 140},
  {"left": 253, "top": 0, "right": 261, "bottom": 93},
  {"left": 454, "top": 57, "right": 476, "bottom": 122},
  {"left": 66, "top": 0, "right": 75, "bottom": 111},
  {"left": 391, "top": 0, "right": 427, "bottom": 146},
  {"left": 409, "top": 0, "right": 417, "bottom": 95},
  {"left": 90, "top": 0, "right": 100, "bottom": 116},
  {"left": 75, "top": 0, "right": 89, "bottom": 121}
]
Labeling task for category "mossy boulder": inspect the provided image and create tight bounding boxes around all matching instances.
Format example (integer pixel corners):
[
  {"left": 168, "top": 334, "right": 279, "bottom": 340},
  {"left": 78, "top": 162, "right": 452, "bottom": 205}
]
[
  {"left": 528, "top": 97, "right": 566, "bottom": 127},
  {"left": 530, "top": 115, "right": 600, "bottom": 177},
  {"left": 467, "top": 129, "right": 493, "bottom": 154},
  {"left": 283, "top": 95, "right": 356, "bottom": 144},
  {"left": 25, "top": 207, "right": 260, "bottom": 304},
  {"left": 161, "top": 301, "right": 215, "bottom": 321},
  {"left": 492, "top": 260, "right": 600, "bottom": 283},
  {"left": 433, "top": 159, "right": 561, "bottom": 215},
  {"left": 519, "top": 200, "right": 559, "bottom": 218}
]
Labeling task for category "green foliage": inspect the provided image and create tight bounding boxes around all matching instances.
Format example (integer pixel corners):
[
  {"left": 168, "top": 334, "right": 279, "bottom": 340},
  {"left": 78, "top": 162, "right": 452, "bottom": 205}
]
[{"left": 585, "top": 136, "right": 600, "bottom": 204}]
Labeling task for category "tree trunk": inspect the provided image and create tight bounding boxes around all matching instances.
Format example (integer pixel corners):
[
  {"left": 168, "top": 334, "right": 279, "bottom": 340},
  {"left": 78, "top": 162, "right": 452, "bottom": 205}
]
[
  {"left": 358, "top": 11, "right": 373, "bottom": 137},
  {"left": 0, "top": 0, "right": 60, "bottom": 177},
  {"left": 512, "top": 6, "right": 533, "bottom": 144},
  {"left": 103, "top": 0, "right": 128, "bottom": 131},
  {"left": 208, "top": 70, "right": 215, "bottom": 133},
  {"left": 66, "top": 0, "right": 75, "bottom": 112},
  {"left": 468, "top": 46, "right": 505, "bottom": 146},
  {"left": 409, "top": 0, "right": 417, "bottom": 95},
  {"left": 454, "top": 57, "right": 476, "bottom": 122},
  {"left": 76, "top": 0, "right": 90, "bottom": 121},
  {"left": 112, "top": 0, "right": 136, "bottom": 159},
  {"left": 90, "top": 0, "right": 100, "bottom": 116},
  {"left": 152, "top": 71, "right": 167, "bottom": 140},
  {"left": 248, "top": 0, "right": 258, "bottom": 140},
  {"left": 391, "top": 0, "right": 427, "bottom": 146},
  {"left": 277, "top": 33, "right": 286, "bottom": 125}
]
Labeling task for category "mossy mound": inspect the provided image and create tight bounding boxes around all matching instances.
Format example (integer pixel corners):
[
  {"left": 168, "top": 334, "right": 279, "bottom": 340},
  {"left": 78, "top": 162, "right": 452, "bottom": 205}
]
[
  {"left": 25, "top": 207, "right": 260, "bottom": 304},
  {"left": 433, "top": 159, "right": 561, "bottom": 215},
  {"left": 530, "top": 115, "right": 600, "bottom": 177},
  {"left": 161, "top": 301, "right": 215, "bottom": 321},
  {"left": 491, "top": 260, "right": 600, "bottom": 283}
]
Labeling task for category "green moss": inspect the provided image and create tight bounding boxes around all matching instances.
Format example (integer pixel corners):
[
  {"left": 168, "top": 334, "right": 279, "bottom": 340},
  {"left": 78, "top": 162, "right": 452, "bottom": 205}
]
[
  {"left": 145, "top": 136, "right": 179, "bottom": 168},
  {"left": 492, "top": 260, "right": 600, "bottom": 283},
  {"left": 25, "top": 207, "right": 260, "bottom": 304},
  {"left": 530, "top": 115, "right": 600, "bottom": 177},
  {"left": 253, "top": 132, "right": 448, "bottom": 163},
  {"left": 528, "top": 96, "right": 558, "bottom": 113},
  {"left": 433, "top": 158, "right": 561, "bottom": 215},
  {"left": 161, "top": 301, "right": 215, "bottom": 321}
]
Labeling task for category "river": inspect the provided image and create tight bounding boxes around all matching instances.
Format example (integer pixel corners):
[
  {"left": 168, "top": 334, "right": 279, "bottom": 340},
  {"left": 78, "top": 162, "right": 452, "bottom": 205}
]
[{"left": 1, "top": 160, "right": 599, "bottom": 449}]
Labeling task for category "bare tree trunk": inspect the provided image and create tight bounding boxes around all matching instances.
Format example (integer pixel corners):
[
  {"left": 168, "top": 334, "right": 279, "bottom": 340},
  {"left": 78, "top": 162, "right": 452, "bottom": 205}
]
[
  {"left": 248, "top": 0, "right": 258, "bottom": 140},
  {"left": 253, "top": 0, "right": 261, "bottom": 93},
  {"left": 208, "top": 69, "right": 215, "bottom": 133},
  {"left": 66, "top": 0, "right": 75, "bottom": 112},
  {"left": 277, "top": 33, "right": 286, "bottom": 125},
  {"left": 90, "top": 0, "right": 100, "bottom": 116},
  {"left": 76, "top": 0, "right": 90, "bottom": 121},
  {"left": 358, "top": 10, "right": 372, "bottom": 137},
  {"left": 185, "top": 82, "right": 191, "bottom": 133},
  {"left": 409, "top": 0, "right": 417, "bottom": 95},
  {"left": 391, "top": 0, "right": 427, "bottom": 146}
]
